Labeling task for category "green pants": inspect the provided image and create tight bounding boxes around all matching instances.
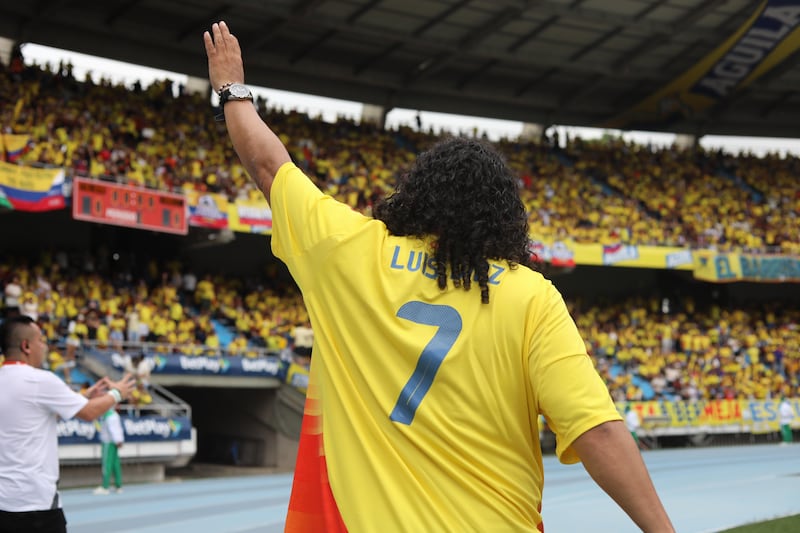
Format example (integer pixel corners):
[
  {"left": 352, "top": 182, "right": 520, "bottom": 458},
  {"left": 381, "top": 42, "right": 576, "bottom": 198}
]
[
  {"left": 781, "top": 424, "right": 793, "bottom": 444},
  {"left": 101, "top": 442, "right": 123, "bottom": 489}
]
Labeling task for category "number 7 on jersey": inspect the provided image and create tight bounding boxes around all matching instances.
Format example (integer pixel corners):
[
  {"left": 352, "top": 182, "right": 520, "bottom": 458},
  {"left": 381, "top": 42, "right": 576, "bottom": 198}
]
[{"left": 390, "top": 301, "right": 462, "bottom": 425}]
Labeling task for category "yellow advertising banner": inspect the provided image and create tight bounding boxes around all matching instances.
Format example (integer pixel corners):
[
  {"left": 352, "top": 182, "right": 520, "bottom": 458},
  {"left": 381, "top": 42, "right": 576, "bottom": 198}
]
[
  {"left": 531, "top": 239, "right": 694, "bottom": 270},
  {"left": 622, "top": 398, "right": 800, "bottom": 433},
  {"left": 0, "top": 160, "right": 63, "bottom": 192},
  {"left": 227, "top": 198, "right": 273, "bottom": 234},
  {"left": 606, "top": 1, "right": 800, "bottom": 129},
  {"left": 574, "top": 243, "right": 694, "bottom": 269},
  {"left": 0, "top": 161, "right": 66, "bottom": 211},
  {"left": 532, "top": 240, "right": 799, "bottom": 282},
  {"left": 693, "top": 250, "right": 800, "bottom": 283},
  {"left": 627, "top": 399, "right": 744, "bottom": 428}
]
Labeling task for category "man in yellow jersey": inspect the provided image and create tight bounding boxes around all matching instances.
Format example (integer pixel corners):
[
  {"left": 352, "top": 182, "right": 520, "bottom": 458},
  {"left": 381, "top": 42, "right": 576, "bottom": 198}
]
[{"left": 204, "top": 21, "right": 674, "bottom": 533}]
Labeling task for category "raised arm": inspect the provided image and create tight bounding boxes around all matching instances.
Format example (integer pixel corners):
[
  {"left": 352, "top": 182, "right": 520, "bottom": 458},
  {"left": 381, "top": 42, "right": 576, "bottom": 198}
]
[
  {"left": 204, "top": 21, "right": 291, "bottom": 204},
  {"left": 571, "top": 420, "right": 675, "bottom": 533}
]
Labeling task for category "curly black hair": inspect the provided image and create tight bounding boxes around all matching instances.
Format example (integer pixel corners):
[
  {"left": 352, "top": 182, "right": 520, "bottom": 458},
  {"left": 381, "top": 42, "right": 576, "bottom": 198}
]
[{"left": 374, "top": 136, "right": 532, "bottom": 304}]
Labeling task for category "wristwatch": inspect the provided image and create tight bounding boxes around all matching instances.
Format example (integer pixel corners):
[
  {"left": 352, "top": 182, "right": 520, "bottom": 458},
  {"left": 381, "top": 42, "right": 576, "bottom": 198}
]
[{"left": 219, "top": 83, "right": 253, "bottom": 106}]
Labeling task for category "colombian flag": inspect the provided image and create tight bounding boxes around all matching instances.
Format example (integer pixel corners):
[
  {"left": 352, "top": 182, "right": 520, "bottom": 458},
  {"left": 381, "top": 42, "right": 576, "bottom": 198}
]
[
  {"left": 0, "top": 189, "right": 12, "bottom": 210},
  {"left": 2, "top": 133, "right": 31, "bottom": 163},
  {"left": 0, "top": 160, "right": 66, "bottom": 211}
]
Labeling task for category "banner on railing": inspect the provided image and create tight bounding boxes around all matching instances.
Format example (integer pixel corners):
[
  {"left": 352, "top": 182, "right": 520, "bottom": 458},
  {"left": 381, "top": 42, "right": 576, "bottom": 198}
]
[
  {"left": 72, "top": 177, "right": 188, "bottom": 235},
  {"left": 622, "top": 398, "right": 800, "bottom": 433},
  {"left": 693, "top": 251, "right": 800, "bottom": 282},
  {"left": 529, "top": 240, "right": 576, "bottom": 268},
  {"left": 529, "top": 239, "right": 695, "bottom": 270},
  {"left": 57, "top": 415, "right": 192, "bottom": 444},
  {"left": 227, "top": 198, "right": 273, "bottom": 234},
  {"left": 529, "top": 241, "right": 799, "bottom": 281},
  {"left": 102, "top": 352, "right": 282, "bottom": 378},
  {"left": 186, "top": 191, "right": 229, "bottom": 229},
  {"left": 0, "top": 160, "right": 66, "bottom": 211}
]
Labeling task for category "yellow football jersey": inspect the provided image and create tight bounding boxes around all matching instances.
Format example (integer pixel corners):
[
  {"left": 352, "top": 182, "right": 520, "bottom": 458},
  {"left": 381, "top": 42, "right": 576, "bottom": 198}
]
[{"left": 272, "top": 163, "right": 620, "bottom": 532}]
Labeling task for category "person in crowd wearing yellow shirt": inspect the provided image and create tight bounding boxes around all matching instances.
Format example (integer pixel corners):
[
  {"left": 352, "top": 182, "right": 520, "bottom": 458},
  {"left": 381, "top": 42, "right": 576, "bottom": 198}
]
[
  {"left": 47, "top": 341, "right": 65, "bottom": 374},
  {"left": 195, "top": 275, "right": 215, "bottom": 313},
  {"left": 204, "top": 330, "right": 221, "bottom": 355},
  {"left": 226, "top": 334, "right": 248, "bottom": 356},
  {"left": 206, "top": 21, "right": 673, "bottom": 532}
]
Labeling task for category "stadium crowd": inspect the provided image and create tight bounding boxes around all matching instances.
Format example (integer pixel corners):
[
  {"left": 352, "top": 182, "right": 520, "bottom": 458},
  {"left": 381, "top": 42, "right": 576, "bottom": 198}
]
[
  {"left": 0, "top": 252, "right": 305, "bottom": 358},
  {"left": 1, "top": 52, "right": 798, "bottom": 403},
  {"left": 572, "top": 295, "right": 799, "bottom": 402},
  {"left": 567, "top": 140, "right": 800, "bottom": 253},
  {"left": 2, "top": 54, "right": 799, "bottom": 253},
  {"left": 1, "top": 250, "right": 797, "bottom": 403}
]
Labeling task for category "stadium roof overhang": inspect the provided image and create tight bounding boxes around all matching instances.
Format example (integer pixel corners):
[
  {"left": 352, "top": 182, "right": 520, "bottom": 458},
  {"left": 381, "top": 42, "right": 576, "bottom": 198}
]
[{"left": 2, "top": 0, "right": 800, "bottom": 138}]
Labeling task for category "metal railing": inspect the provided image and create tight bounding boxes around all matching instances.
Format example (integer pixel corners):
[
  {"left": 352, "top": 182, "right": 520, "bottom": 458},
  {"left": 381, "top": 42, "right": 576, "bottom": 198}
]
[
  {"left": 80, "top": 339, "right": 282, "bottom": 359},
  {"left": 71, "top": 344, "right": 193, "bottom": 419}
]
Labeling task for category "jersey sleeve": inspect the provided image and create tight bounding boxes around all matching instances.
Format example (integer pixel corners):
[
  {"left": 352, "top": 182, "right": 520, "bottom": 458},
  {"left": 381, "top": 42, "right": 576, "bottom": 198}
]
[
  {"left": 37, "top": 371, "right": 89, "bottom": 421},
  {"left": 527, "top": 281, "right": 621, "bottom": 464},
  {"left": 270, "top": 162, "right": 370, "bottom": 275}
]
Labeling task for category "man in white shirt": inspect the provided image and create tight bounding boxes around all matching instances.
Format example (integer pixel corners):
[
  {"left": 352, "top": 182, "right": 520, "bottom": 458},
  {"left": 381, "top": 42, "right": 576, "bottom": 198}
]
[
  {"left": 625, "top": 403, "right": 647, "bottom": 451},
  {"left": 3, "top": 275, "right": 22, "bottom": 318},
  {"left": 779, "top": 396, "right": 795, "bottom": 445},
  {"left": 93, "top": 407, "right": 125, "bottom": 495},
  {"left": 181, "top": 271, "right": 197, "bottom": 303},
  {"left": 291, "top": 323, "right": 313, "bottom": 358},
  {"left": 0, "top": 316, "right": 136, "bottom": 532}
]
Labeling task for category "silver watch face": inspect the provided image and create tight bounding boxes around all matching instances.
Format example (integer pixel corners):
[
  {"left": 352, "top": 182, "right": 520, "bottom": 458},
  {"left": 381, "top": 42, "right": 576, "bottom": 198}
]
[{"left": 229, "top": 84, "right": 251, "bottom": 99}]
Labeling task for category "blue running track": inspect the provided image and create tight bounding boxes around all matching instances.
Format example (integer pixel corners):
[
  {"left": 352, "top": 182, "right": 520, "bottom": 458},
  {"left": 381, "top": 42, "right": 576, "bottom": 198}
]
[{"left": 62, "top": 444, "right": 800, "bottom": 533}]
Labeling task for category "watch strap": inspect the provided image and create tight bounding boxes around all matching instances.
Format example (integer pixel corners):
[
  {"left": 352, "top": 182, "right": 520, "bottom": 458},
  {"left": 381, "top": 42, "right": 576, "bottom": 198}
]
[
  {"left": 219, "top": 84, "right": 253, "bottom": 106},
  {"left": 215, "top": 84, "right": 254, "bottom": 122}
]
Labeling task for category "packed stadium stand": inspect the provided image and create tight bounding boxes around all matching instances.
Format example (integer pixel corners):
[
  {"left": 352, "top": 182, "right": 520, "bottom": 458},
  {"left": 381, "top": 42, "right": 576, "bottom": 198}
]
[{"left": 1, "top": 45, "right": 798, "bottom": 477}]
